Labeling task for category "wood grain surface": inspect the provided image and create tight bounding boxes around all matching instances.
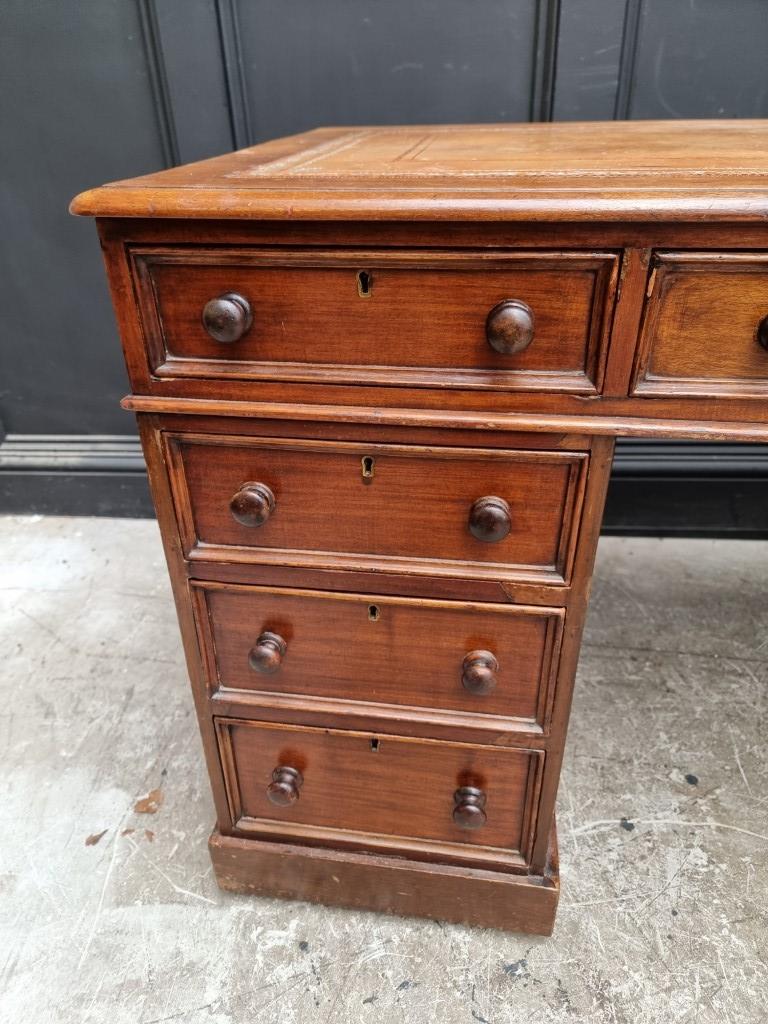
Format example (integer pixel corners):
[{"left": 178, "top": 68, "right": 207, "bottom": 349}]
[
  {"left": 72, "top": 119, "right": 768, "bottom": 932},
  {"left": 209, "top": 825, "right": 560, "bottom": 934},
  {"left": 634, "top": 252, "right": 768, "bottom": 398},
  {"left": 71, "top": 121, "right": 768, "bottom": 222},
  {"left": 195, "top": 582, "right": 563, "bottom": 727},
  {"left": 167, "top": 433, "right": 587, "bottom": 584},
  {"left": 133, "top": 247, "right": 617, "bottom": 393},
  {"left": 217, "top": 718, "right": 542, "bottom": 863}
]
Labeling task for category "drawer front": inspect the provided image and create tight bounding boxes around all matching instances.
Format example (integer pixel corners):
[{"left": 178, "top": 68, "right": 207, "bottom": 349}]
[
  {"left": 168, "top": 434, "right": 587, "bottom": 584},
  {"left": 217, "top": 718, "right": 542, "bottom": 867},
  {"left": 633, "top": 252, "right": 768, "bottom": 398},
  {"left": 196, "top": 583, "right": 563, "bottom": 729},
  {"left": 133, "top": 248, "right": 618, "bottom": 393}
]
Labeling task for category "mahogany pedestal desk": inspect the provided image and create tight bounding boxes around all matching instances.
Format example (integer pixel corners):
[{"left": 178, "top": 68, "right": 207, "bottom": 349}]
[{"left": 72, "top": 121, "right": 768, "bottom": 935}]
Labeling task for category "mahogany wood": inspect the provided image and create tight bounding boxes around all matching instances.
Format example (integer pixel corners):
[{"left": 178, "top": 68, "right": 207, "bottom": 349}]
[
  {"left": 633, "top": 252, "right": 768, "bottom": 398},
  {"left": 193, "top": 581, "right": 563, "bottom": 728},
  {"left": 133, "top": 248, "right": 616, "bottom": 395},
  {"left": 216, "top": 717, "right": 542, "bottom": 868},
  {"left": 70, "top": 121, "right": 768, "bottom": 223},
  {"left": 124, "top": 396, "right": 768, "bottom": 441},
  {"left": 72, "top": 120, "right": 768, "bottom": 935},
  {"left": 209, "top": 826, "right": 560, "bottom": 934},
  {"left": 166, "top": 433, "right": 588, "bottom": 585}
]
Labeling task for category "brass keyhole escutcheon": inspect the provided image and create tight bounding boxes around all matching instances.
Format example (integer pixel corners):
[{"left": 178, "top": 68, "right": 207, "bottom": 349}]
[
  {"left": 357, "top": 269, "right": 372, "bottom": 298},
  {"left": 361, "top": 455, "right": 375, "bottom": 480},
  {"left": 368, "top": 604, "right": 381, "bottom": 622}
]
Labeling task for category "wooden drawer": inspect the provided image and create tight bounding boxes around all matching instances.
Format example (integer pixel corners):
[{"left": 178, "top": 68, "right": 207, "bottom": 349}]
[
  {"left": 195, "top": 582, "right": 564, "bottom": 731},
  {"left": 633, "top": 252, "right": 768, "bottom": 398},
  {"left": 167, "top": 433, "right": 588, "bottom": 584},
  {"left": 216, "top": 718, "right": 543, "bottom": 869},
  {"left": 132, "top": 248, "right": 618, "bottom": 394}
]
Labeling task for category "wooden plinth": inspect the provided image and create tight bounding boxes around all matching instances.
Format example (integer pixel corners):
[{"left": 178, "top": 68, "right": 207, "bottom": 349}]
[{"left": 209, "top": 821, "right": 560, "bottom": 935}]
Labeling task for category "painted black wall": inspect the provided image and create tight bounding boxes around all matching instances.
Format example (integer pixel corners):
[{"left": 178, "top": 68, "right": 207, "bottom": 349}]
[{"left": 1, "top": 0, "right": 767, "bottom": 529}]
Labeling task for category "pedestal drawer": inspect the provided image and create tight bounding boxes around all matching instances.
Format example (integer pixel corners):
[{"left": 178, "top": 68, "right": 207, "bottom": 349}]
[
  {"left": 167, "top": 433, "right": 588, "bottom": 584},
  {"left": 195, "top": 582, "right": 563, "bottom": 731},
  {"left": 216, "top": 718, "right": 543, "bottom": 869}
]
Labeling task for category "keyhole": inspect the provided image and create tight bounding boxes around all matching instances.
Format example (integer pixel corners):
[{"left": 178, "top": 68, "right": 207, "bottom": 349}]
[
  {"left": 368, "top": 604, "right": 380, "bottom": 622},
  {"left": 370, "top": 737, "right": 380, "bottom": 752},
  {"left": 357, "top": 270, "right": 372, "bottom": 298},
  {"left": 361, "top": 455, "right": 375, "bottom": 480}
]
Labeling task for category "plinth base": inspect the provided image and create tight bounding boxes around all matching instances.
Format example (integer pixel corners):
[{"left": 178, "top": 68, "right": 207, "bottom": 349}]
[{"left": 209, "top": 821, "right": 559, "bottom": 935}]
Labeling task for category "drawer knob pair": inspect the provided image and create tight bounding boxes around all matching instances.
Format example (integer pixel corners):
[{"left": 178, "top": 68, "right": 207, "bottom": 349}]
[
  {"left": 248, "top": 632, "right": 499, "bottom": 697},
  {"left": 230, "top": 483, "right": 511, "bottom": 543},
  {"left": 203, "top": 293, "right": 533, "bottom": 354},
  {"left": 202, "top": 292, "right": 253, "bottom": 343},
  {"left": 265, "top": 764, "right": 487, "bottom": 829}
]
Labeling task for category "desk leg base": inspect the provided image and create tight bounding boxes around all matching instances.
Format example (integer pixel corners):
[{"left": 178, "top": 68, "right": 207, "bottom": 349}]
[{"left": 209, "top": 821, "right": 560, "bottom": 935}]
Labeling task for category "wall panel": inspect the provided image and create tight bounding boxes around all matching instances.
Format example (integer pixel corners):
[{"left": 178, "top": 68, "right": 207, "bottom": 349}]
[
  {"left": 235, "top": 0, "right": 543, "bottom": 141},
  {"left": 0, "top": 0, "right": 765, "bottom": 530}
]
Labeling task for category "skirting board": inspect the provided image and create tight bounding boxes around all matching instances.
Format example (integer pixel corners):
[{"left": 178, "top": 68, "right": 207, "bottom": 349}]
[
  {"left": 209, "top": 824, "right": 560, "bottom": 935},
  {"left": 0, "top": 434, "right": 766, "bottom": 536}
]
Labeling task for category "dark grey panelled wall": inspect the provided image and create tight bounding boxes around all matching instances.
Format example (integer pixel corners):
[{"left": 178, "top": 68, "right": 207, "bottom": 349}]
[{"left": 1, "top": 0, "right": 767, "bottom": 526}]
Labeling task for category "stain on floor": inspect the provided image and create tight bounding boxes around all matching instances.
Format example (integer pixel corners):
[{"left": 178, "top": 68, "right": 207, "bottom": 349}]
[{"left": 133, "top": 788, "right": 164, "bottom": 814}]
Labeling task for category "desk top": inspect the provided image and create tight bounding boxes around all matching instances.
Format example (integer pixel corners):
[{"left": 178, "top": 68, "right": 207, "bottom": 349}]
[{"left": 71, "top": 120, "right": 768, "bottom": 223}]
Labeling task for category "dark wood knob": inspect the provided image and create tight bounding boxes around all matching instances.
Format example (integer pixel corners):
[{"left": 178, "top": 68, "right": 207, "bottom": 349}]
[
  {"left": 486, "top": 299, "right": 535, "bottom": 355},
  {"left": 462, "top": 650, "right": 499, "bottom": 695},
  {"left": 267, "top": 766, "right": 303, "bottom": 806},
  {"left": 757, "top": 315, "right": 768, "bottom": 351},
  {"left": 202, "top": 292, "right": 253, "bottom": 343},
  {"left": 468, "top": 496, "right": 511, "bottom": 542},
  {"left": 453, "top": 786, "right": 487, "bottom": 829},
  {"left": 229, "top": 482, "right": 275, "bottom": 527},
  {"left": 249, "top": 631, "right": 287, "bottom": 674}
]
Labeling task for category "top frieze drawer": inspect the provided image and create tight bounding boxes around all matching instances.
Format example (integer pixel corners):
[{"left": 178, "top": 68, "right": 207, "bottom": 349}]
[
  {"left": 131, "top": 248, "right": 618, "bottom": 394},
  {"left": 632, "top": 252, "right": 768, "bottom": 400}
]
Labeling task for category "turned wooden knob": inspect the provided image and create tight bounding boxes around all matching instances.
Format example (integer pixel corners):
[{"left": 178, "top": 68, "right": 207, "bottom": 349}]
[
  {"left": 248, "top": 631, "right": 287, "bottom": 674},
  {"left": 757, "top": 315, "right": 768, "bottom": 351},
  {"left": 485, "top": 299, "right": 535, "bottom": 355},
  {"left": 229, "top": 482, "right": 275, "bottom": 527},
  {"left": 453, "top": 786, "right": 487, "bottom": 829},
  {"left": 462, "top": 650, "right": 499, "bottom": 695},
  {"left": 202, "top": 292, "right": 253, "bottom": 343},
  {"left": 266, "top": 766, "right": 303, "bottom": 806},
  {"left": 468, "top": 496, "right": 511, "bottom": 542}
]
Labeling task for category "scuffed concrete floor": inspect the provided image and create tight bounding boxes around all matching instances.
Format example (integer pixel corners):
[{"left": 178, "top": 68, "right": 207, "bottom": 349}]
[{"left": 1, "top": 515, "right": 766, "bottom": 1023}]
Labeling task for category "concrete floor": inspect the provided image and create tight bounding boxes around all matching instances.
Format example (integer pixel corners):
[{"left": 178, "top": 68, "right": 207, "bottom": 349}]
[{"left": 1, "top": 516, "right": 767, "bottom": 1023}]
